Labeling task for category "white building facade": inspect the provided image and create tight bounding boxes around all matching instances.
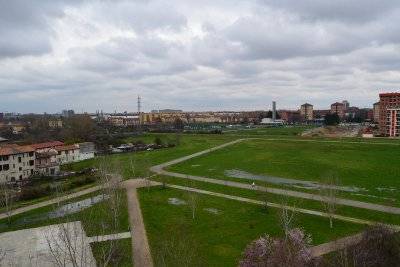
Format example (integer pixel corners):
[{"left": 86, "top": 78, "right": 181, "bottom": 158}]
[{"left": 0, "top": 145, "right": 35, "bottom": 183}]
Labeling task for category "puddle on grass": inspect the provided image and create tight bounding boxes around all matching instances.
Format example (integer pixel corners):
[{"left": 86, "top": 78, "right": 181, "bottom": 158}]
[
  {"left": 0, "top": 194, "right": 109, "bottom": 230},
  {"left": 204, "top": 208, "right": 220, "bottom": 215},
  {"left": 224, "top": 169, "right": 367, "bottom": 193},
  {"left": 168, "top": 198, "right": 186, "bottom": 205},
  {"left": 48, "top": 194, "right": 110, "bottom": 219}
]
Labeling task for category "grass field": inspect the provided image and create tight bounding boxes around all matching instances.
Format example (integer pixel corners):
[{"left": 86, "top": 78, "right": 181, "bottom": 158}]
[
  {"left": 91, "top": 238, "right": 132, "bottom": 266},
  {"left": 224, "top": 125, "right": 314, "bottom": 136},
  {"left": 139, "top": 186, "right": 366, "bottom": 267},
  {"left": 64, "top": 134, "right": 235, "bottom": 179},
  {"left": 153, "top": 175, "right": 400, "bottom": 226},
  {"left": 168, "top": 138, "right": 400, "bottom": 206}
]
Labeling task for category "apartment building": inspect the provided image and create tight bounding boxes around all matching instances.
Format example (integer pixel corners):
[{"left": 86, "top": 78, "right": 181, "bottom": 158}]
[
  {"left": 35, "top": 149, "right": 59, "bottom": 176},
  {"left": 330, "top": 102, "right": 345, "bottom": 118},
  {"left": 379, "top": 93, "right": 400, "bottom": 137},
  {"left": 78, "top": 142, "right": 96, "bottom": 161},
  {"left": 373, "top": 102, "right": 380, "bottom": 123},
  {"left": 55, "top": 144, "right": 80, "bottom": 164},
  {"left": 0, "top": 145, "right": 35, "bottom": 183},
  {"left": 300, "top": 103, "right": 313, "bottom": 121}
]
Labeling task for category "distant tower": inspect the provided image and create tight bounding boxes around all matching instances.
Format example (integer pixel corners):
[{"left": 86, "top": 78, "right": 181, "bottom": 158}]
[
  {"left": 137, "top": 95, "right": 141, "bottom": 114},
  {"left": 272, "top": 101, "right": 276, "bottom": 121},
  {"left": 137, "top": 95, "right": 142, "bottom": 130}
]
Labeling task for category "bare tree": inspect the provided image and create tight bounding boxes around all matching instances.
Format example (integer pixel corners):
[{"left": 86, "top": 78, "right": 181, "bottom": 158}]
[
  {"left": 0, "top": 182, "right": 16, "bottom": 224},
  {"left": 258, "top": 184, "right": 269, "bottom": 212},
  {"left": 45, "top": 159, "right": 124, "bottom": 267},
  {"left": 319, "top": 174, "right": 339, "bottom": 229},
  {"left": 186, "top": 177, "right": 198, "bottom": 220},
  {"left": 279, "top": 195, "right": 296, "bottom": 238}
]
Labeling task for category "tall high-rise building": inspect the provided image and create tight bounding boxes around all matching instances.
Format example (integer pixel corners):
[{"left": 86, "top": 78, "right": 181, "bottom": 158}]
[
  {"left": 61, "top": 110, "right": 75, "bottom": 118},
  {"left": 331, "top": 102, "right": 345, "bottom": 118},
  {"left": 300, "top": 103, "right": 313, "bottom": 121},
  {"left": 379, "top": 93, "right": 400, "bottom": 137},
  {"left": 373, "top": 102, "right": 380, "bottom": 123},
  {"left": 272, "top": 101, "right": 276, "bottom": 121},
  {"left": 342, "top": 100, "right": 350, "bottom": 110}
]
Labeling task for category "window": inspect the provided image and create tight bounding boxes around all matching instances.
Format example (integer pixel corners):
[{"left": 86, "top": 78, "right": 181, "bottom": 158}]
[
  {"left": 29, "top": 160, "right": 34, "bottom": 166},
  {"left": 18, "top": 157, "right": 21, "bottom": 163},
  {"left": 0, "top": 165, "right": 2, "bottom": 171},
  {"left": 19, "top": 167, "right": 22, "bottom": 171},
  {"left": 29, "top": 152, "right": 34, "bottom": 157},
  {"left": 3, "top": 164, "right": 9, "bottom": 171}
]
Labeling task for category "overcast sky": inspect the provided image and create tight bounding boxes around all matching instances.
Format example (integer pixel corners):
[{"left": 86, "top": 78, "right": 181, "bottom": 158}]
[{"left": 1, "top": 0, "right": 400, "bottom": 113}]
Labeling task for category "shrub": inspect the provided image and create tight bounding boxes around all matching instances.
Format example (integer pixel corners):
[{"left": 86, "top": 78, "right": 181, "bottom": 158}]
[
  {"left": 240, "top": 228, "right": 312, "bottom": 267},
  {"left": 19, "top": 185, "right": 50, "bottom": 201}
]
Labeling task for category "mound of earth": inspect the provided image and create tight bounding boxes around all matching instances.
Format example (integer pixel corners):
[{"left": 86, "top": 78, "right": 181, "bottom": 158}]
[{"left": 301, "top": 125, "right": 363, "bottom": 138}]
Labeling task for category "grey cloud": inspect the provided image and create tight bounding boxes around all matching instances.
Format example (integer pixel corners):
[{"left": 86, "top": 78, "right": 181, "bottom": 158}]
[
  {"left": 0, "top": 0, "right": 81, "bottom": 58},
  {"left": 89, "top": 0, "right": 187, "bottom": 33},
  {"left": 261, "top": 0, "right": 400, "bottom": 23}
]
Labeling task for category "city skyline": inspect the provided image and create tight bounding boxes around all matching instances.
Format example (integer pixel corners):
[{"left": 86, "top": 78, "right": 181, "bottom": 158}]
[{"left": 1, "top": 1, "right": 400, "bottom": 113}]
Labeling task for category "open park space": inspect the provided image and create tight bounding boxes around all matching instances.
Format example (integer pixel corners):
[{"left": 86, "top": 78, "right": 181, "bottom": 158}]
[
  {"left": 1, "top": 129, "right": 400, "bottom": 266},
  {"left": 139, "top": 186, "right": 366, "bottom": 266},
  {"left": 168, "top": 138, "right": 400, "bottom": 206}
]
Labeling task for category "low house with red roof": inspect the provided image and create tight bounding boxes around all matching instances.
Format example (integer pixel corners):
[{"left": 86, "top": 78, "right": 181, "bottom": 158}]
[{"left": 0, "top": 144, "right": 35, "bottom": 183}]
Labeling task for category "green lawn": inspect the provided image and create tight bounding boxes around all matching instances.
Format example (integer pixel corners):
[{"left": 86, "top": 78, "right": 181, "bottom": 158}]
[
  {"left": 91, "top": 238, "right": 132, "bottom": 267},
  {"left": 224, "top": 125, "right": 314, "bottom": 136},
  {"left": 64, "top": 133, "right": 235, "bottom": 179},
  {"left": 168, "top": 139, "right": 400, "bottom": 206},
  {"left": 139, "top": 186, "right": 366, "bottom": 267},
  {"left": 0, "top": 190, "right": 129, "bottom": 237},
  {"left": 153, "top": 175, "right": 400, "bottom": 226}
]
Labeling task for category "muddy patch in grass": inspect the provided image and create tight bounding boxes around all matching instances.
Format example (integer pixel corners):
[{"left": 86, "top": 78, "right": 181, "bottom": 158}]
[{"left": 168, "top": 198, "right": 186, "bottom": 206}]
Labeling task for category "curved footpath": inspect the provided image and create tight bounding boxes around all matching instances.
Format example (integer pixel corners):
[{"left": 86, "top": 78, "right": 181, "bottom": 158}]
[{"left": 150, "top": 138, "right": 400, "bottom": 215}]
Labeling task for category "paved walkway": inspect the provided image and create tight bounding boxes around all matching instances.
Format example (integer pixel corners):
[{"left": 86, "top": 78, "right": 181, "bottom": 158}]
[
  {"left": 0, "top": 185, "right": 103, "bottom": 220},
  {"left": 125, "top": 179, "right": 158, "bottom": 267},
  {"left": 88, "top": 231, "right": 131, "bottom": 243},
  {"left": 151, "top": 139, "right": 400, "bottom": 215}
]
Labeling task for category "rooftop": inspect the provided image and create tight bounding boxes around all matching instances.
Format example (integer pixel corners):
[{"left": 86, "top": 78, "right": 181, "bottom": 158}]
[
  {"left": 55, "top": 144, "right": 79, "bottom": 151},
  {"left": 0, "top": 144, "right": 34, "bottom": 156},
  {"left": 31, "top": 141, "right": 65, "bottom": 150}
]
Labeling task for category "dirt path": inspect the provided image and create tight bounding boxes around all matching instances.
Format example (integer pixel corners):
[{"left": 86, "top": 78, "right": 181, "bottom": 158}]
[
  {"left": 125, "top": 179, "right": 158, "bottom": 267},
  {"left": 151, "top": 139, "right": 400, "bottom": 215},
  {"left": 0, "top": 185, "right": 102, "bottom": 220}
]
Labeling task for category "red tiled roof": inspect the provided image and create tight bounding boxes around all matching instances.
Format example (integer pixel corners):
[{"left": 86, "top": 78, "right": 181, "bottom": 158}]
[
  {"left": 0, "top": 145, "right": 34, "bottom": 156},
  {"left": 31, "top": 141, "right": 64, "bottom": 150},
  {"left": 55, "top": 144, "right": 79, "bottom": 151}
]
